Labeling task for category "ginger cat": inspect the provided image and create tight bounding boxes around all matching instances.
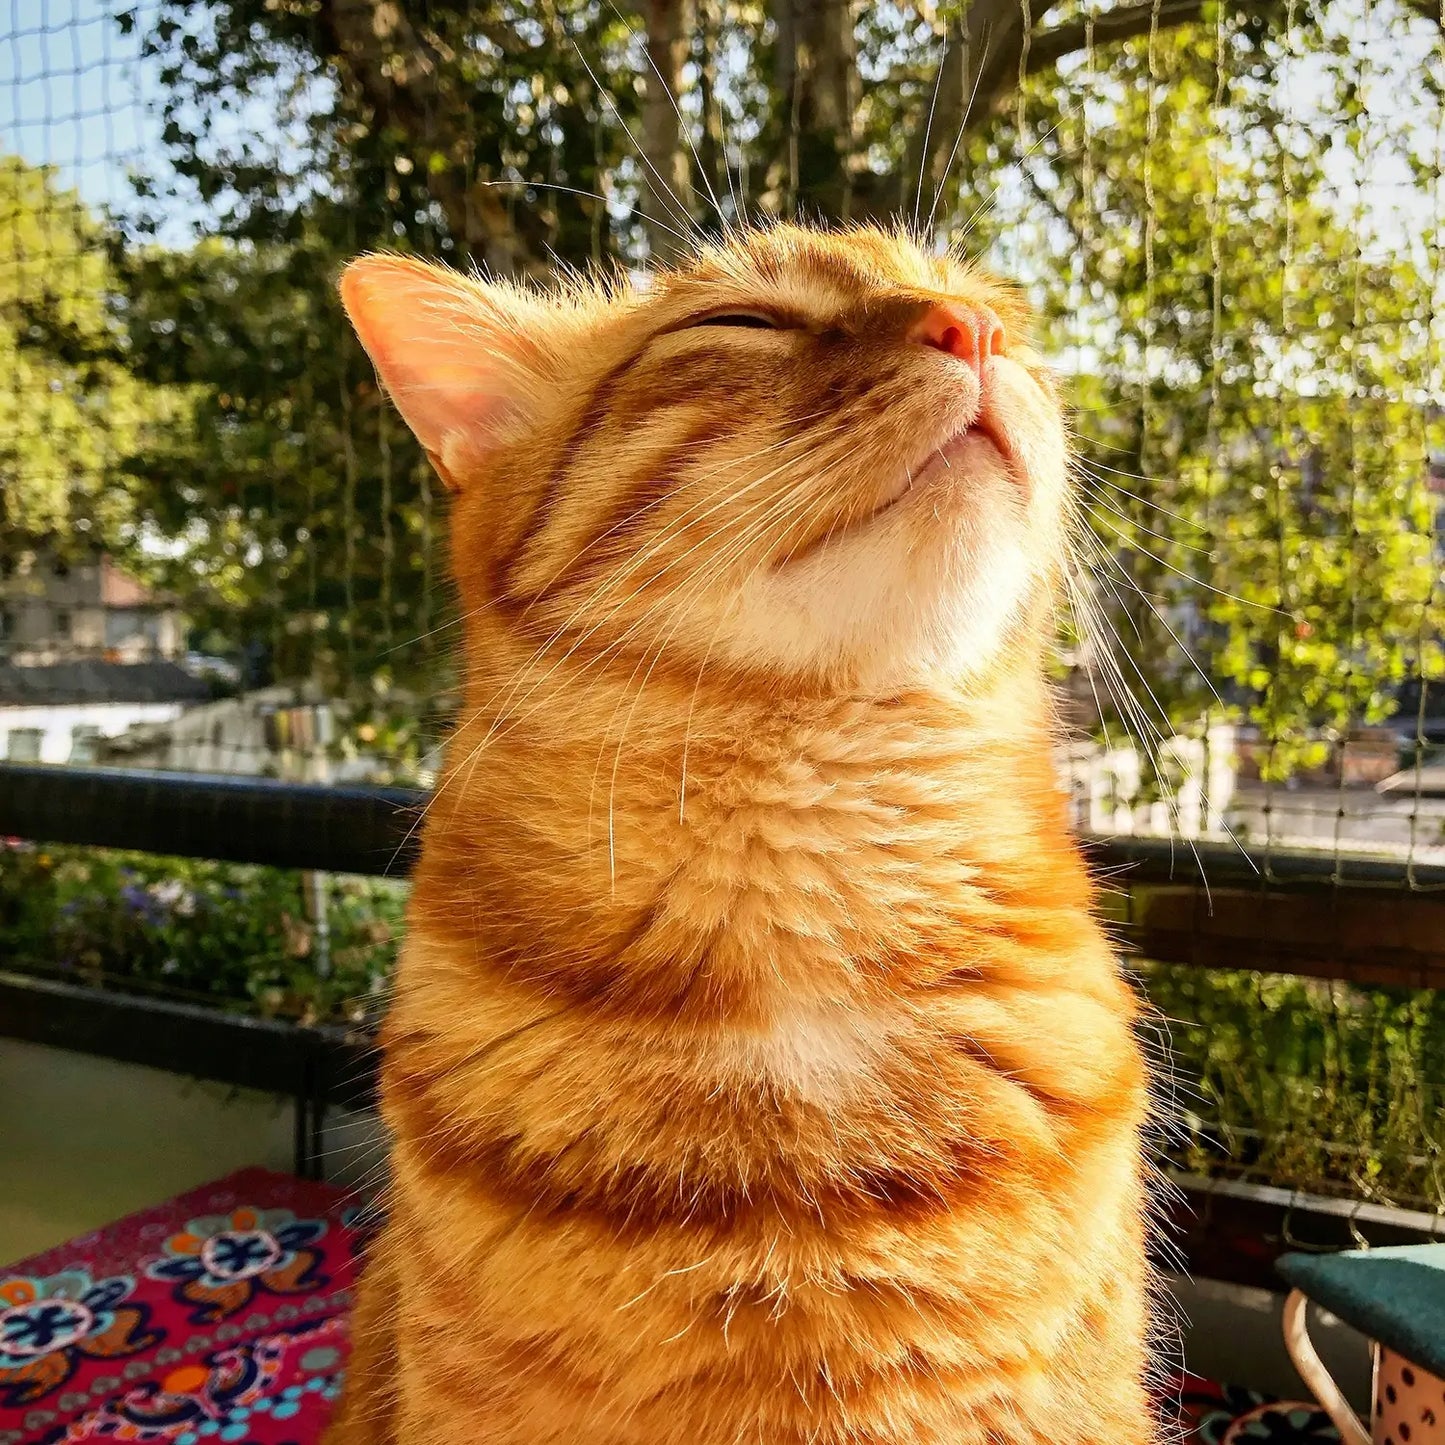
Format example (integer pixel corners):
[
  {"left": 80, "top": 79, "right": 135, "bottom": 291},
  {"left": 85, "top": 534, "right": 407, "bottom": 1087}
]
[{"left": 327, "top": 224, "right": 1155, "bottom": 1445}]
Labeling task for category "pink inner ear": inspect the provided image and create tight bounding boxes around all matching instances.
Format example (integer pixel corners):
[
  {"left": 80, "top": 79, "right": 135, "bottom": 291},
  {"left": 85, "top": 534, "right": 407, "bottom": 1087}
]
[{"left": 339, "top": 257, "right": 525, "bottom": 468}]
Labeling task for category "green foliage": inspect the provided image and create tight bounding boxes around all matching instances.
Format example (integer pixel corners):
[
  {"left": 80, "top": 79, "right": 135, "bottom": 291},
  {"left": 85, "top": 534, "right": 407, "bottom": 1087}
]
[
  {"left": 0, "top": 159, "right": 184, "bottom": 557},
  {"left": 970, "top": 18, "right": 1445, "bottom": 772},
  {"left": 127, "top": 1, "right": 647, "bottom": 267},
  {"left": 117, "top": 231, "right": 447, "bottom": 689},
  {"left": 1144, "top": 960, "right": 1445, "bottom": 1209},
  {"left": 0, "top": 842, "right": 405, "bottom": 1025}
]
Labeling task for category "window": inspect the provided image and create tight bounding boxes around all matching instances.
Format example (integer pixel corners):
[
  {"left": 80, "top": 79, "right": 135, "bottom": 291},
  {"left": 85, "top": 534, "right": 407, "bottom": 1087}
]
[
  {"left": 69, "top": 725, "right": 103, "bottom": 764},
  {"left": 6, "top": 729, "right": 43, "bottom": 762},
  {"left": 0, "top": 608, "right": 11, "bottom": 639},
  {"left": 55, "top": 610, "right": 72, "bottom": 638},
  {"left": 105, "top": 610, "right": 133, "bottom": 648},
  {"left": 106, "top": 609, "right": 162, "bottom": 650}
]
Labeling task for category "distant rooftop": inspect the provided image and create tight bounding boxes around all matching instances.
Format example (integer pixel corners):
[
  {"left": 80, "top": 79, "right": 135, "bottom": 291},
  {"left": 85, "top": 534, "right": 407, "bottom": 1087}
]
[
  {"left": 1378, "top": 763, "right": 1445, "bottom": 797},
  {"left": 98, "top": 558, "right": 169, "bottom": 609},
  {"left": 0, "top": 661, "right": 210, "bottom": 706}
]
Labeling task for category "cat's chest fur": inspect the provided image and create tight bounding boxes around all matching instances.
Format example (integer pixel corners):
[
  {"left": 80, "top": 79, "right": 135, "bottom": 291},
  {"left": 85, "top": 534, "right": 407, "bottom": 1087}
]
[
  {"left": 394, "top": 685, "right": 1123, "bottom": 1172},
  {"left": 362, "top": 698, "right": 1150, "bottom": 1445}
]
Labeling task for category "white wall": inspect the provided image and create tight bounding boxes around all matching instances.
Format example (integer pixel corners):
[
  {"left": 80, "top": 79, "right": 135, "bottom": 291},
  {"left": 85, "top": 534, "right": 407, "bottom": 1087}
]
[
  {"left": 1065, "top": 724, "right": 1238, "bottom": 838},
  {"left": 105, "top": 691, "right": 348, "bottom": 780},
  {"left": 0, "top": 701, "right": 183, "bottom": 764}
]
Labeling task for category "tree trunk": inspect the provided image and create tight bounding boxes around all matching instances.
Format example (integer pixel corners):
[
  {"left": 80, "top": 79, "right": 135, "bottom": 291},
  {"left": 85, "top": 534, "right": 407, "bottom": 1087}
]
[
  {"left": 695, "top": 0, "right": 730, "bottom": 222},
  {"left": 767, "top": 0, "right": 859, "bottom": 219},
  {"left": 894, "top": 0, "right": 1288, "bottom": 229},
  {"left": 317, "top": 0, "right": 549, "bottom": 275},
  {"left": 896, "top": 0, "right": 1050, "bottom": 226},
  {"left": 639, "top": 0, "right": 699, "bottom": 259}
]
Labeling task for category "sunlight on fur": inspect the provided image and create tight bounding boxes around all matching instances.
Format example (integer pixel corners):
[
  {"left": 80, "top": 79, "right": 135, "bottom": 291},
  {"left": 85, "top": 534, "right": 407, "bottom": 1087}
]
[{"left": 326, "top": 224, "right": 1156, "bottom": 1445}]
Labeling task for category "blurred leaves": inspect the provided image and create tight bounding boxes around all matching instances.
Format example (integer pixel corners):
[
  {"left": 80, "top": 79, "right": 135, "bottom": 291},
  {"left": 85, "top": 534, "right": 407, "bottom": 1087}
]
[
  {"left": 1145, "top": 960, "right": 1445, "bottom": 1209},
  {"left": 986, "top": 17, "right": 1445, "bottom": 773},
  {"left": 0, "top": 160, "right": 188, "bottom": 558},
  {"left": 0, "top": 841, "right": 404, "bottom": 1026}
]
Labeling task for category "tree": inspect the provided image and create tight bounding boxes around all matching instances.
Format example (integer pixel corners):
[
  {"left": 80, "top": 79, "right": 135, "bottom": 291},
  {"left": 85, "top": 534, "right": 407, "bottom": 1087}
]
[
  {"left": 989, "top": 18, "right": 1445, "bottom": 773},
  {"left": 129, "top": 0, "right": 1445, "bottom": 257},
  {"left": 105, "top": 0, "right": 1445, "bottom": 774},
  {"left": 118, "top": 228, "right": 444, "bottom": 692},
  {"left": 0, "top": 158, "right": 179, "bottom": 562}
]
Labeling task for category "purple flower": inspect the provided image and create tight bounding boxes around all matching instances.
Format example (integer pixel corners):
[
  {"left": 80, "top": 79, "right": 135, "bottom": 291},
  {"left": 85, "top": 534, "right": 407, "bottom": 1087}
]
[{"left": 119, "top": 883, "right": 165, "bottom": 926}]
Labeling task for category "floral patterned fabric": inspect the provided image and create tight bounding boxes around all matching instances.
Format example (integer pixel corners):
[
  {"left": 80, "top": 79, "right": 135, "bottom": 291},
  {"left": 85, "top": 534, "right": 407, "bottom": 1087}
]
[
  {"left": 0, "top": 1169, "right": 1338, "bottom": 1445},
  {"left": 0, "top": 1171, "right": 357, "bottom": 1445}
]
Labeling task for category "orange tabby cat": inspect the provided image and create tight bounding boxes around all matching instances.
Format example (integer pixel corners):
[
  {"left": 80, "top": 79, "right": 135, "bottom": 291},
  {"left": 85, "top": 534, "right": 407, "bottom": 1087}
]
[{"left": 327, "top": 224, "right": 1155, "bottom": 1445}]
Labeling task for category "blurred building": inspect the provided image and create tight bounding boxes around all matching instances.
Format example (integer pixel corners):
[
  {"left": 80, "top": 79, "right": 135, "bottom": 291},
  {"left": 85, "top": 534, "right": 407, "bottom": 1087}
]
[
  {"left": 0, "top": 548, "right": 204, "bottom": 763},
  {"left": 0, "top": 550, "right": 183, "bottom": 665},
  {"left": 97, "top": 684, "right": 340, "bottom": 780},
  {"left": 0, "top": 659, "right": 210, "bottom": 764}
]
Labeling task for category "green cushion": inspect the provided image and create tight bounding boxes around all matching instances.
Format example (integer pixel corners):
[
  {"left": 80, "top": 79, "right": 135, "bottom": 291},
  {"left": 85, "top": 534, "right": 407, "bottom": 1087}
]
[{"left": 1278, "top": 1244, "right": 1445, "bottom": 1379}]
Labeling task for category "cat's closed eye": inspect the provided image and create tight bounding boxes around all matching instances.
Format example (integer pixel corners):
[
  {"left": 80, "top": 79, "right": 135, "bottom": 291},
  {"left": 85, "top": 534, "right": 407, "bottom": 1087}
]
[{"left": 692, "top": 311, "right": 783, "bottom": 329}]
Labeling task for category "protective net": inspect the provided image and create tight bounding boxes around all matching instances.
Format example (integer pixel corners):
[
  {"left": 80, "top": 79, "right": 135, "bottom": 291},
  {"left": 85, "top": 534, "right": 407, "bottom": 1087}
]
[{"left": 0, "top": 0, "right": 1442, "bottom": 1212}]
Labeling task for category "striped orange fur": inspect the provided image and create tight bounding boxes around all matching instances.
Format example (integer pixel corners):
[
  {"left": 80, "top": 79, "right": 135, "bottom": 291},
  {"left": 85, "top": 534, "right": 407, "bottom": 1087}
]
[{"left": 326, "top": 224, "right": 1156, "bottom": 1445}]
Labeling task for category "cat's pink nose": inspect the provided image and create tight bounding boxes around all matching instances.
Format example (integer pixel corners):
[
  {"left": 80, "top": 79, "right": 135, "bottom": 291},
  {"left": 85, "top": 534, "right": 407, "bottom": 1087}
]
[{"left": 909, "top": 303, "right": 1005, "bottom": 376}]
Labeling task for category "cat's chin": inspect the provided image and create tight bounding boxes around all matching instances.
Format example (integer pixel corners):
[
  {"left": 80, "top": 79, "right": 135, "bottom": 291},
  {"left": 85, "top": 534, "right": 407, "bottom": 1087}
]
[
  {"left": 776, "top": 386, "right": 1027, "bottom": 587},
  {"left": 805, "top": 425, "right": 1017, "bottom": 560},
  {"left": 776, "top": 355, "right": 1048, "bottom": 582},
  {"left": 709, "top": 462, "right": 1040, "bottom": 689},
  {"left": 870, "top": 428, "right": 1017, "bottom": 526},
  {"left": 783, "top": 412, "right": 1027, "bottom": 579},
  {"left": 710, "top": 372, "right": 1065, "bottom": 687},
  {"left": 913, "top": 404, "right": 1019, "bottom": 493}
]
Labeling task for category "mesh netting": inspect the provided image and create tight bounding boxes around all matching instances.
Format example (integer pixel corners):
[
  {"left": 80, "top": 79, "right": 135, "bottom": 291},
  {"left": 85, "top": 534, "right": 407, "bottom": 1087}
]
[{"left": 0, "top": 0, "right": 1442, "bottom": 1210}]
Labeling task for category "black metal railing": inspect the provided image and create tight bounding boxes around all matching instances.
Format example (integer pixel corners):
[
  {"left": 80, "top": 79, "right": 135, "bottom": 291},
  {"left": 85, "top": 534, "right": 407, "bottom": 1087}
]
[
  {"left": 7, "top": 760, "right": 1445, "bottom": 997},
  {"left": 0, "top": 762, "right": 423, "bottom": 875},
  {"left": 7, "top": 760, "right": 1445, "bottom": 889}
]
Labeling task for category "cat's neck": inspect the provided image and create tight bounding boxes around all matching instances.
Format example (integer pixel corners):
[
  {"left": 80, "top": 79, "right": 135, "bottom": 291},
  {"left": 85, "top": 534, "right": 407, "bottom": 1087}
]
[{"left": 410, "top": 659, "right": 1096, "bottom": 1024}]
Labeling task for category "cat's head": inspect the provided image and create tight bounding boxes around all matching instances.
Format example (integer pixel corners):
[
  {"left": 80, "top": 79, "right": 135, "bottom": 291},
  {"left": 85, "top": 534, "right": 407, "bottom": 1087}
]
[{"left": 340, "top": 224, "right": 1069, "bottom": 695}]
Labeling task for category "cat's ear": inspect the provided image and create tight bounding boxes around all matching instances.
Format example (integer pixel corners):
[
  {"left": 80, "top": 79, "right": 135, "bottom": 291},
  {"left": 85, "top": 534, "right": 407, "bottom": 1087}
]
[{"left": 339, "top": 255, "right": 545, "bottom": 490}]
